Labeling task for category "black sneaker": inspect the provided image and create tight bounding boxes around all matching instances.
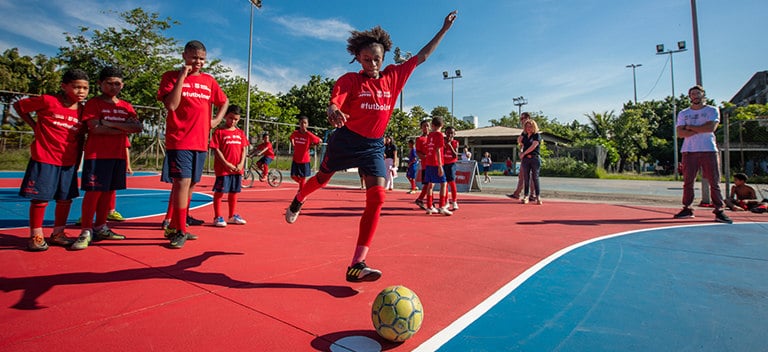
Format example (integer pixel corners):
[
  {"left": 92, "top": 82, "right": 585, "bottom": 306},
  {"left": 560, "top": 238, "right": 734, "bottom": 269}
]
[
  {"left": 186, "top": 215, "right": 205, "bottom": 226},
  {"left": 163, "top": 228, "right": 198, "bottom": 240},
  {"left": 415, "top": 199, "right": 427, "bottom": 210},
  {"left": 506, "top": 193, "right": 520, "bottom": 199},
  {"left": 673, "top": 207, "right": 694, "bottom": 219},
  {"left": 168, "top": 231, "right": 188, "bottom": 249},
  {"left": 714, "top": 210, "right": 733, "bottom": 224},
  {"left": 346, "top": 261, "right": 382, "bottom": 282},
  {"left": 285, "top": 197, "right": 303, "bottom": 224}
]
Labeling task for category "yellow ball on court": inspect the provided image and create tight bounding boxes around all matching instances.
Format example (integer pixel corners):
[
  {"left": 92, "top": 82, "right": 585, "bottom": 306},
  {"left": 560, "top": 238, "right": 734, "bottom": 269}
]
[{"left": 371, "top": 285, "right": 423, "bottom": 342}]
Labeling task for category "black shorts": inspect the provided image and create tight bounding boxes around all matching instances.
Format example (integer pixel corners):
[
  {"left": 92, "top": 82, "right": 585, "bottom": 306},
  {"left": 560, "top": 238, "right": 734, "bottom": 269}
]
[
  {"left": 81, "top": 158, "right": 127, "bottom": 191},
  {"left": 166, "top": 150, "right": 207, "bottom": 183},
  {"left": 320, "top": 127, "right": 385, "bottom": 177},
  {"left": 212, "top": 175, "right": 242, "bottom": 193},
  {"left": 291, "top": 161, "right": 312, "bottom": 178},
  {"left": 19, "top": 160, "right": 79, "bottom": 201}
]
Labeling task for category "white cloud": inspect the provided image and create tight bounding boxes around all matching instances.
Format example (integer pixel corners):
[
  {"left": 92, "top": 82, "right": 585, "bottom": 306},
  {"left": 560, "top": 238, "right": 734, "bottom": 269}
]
[{"left": 272, "top": 16, "right": 354, "bottom": 41}]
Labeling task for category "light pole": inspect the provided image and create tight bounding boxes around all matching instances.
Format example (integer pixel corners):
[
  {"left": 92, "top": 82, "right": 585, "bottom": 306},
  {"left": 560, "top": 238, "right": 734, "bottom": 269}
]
[
  {"left": 625, "top": 64, "right": 642, "bottom": 104},
  {"left": 442, "top": 69, "right": 462, "bottom": 126},
  {"left": 393, "top": 47, "right": 412, "bottom": 111},
  {"left": 513, "top": 96, "right": 527, "bottom": 116},
  {"left": 656, "top": 41, "right": 687, "bottom": 180},
  {"left": 245, "top": 0, "right": 262, "bottom": 151}
]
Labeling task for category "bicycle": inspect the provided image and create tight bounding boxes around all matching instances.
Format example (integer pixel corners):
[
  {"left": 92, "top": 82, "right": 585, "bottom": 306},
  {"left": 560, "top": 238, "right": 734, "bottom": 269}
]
[{"left": 243, "top": 157, "right": 283, "bottom": 188}]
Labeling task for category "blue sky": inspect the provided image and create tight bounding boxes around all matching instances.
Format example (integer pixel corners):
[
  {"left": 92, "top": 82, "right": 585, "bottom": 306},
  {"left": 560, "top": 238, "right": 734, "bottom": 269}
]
[{"left": 1, "top": 0, "right": 766, "bottom": 127}]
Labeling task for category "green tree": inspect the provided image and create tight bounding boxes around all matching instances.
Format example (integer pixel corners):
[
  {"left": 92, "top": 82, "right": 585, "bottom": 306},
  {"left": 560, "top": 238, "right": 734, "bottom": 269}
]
[
  {"left": 58, "top": 8, "right": 181, "bottom": 111},
  {"left": 612, "top": 108, "right": 653, "bottom": 172},
  {"left": 280, "top": 75, "right": 335, "bottom": 129},
  {"left": 584, "top": 110, "right": 616, "bottom": 139}
]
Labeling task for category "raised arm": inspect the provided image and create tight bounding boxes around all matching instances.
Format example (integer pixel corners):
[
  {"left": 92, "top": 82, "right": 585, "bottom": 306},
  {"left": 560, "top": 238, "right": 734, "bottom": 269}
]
[{"left": 416, "top": 10, "right": 458, "bottom": 64}]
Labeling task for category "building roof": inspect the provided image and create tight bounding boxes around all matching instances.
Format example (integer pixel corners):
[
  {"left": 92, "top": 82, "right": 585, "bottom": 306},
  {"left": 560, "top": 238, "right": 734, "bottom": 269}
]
[{"left": 454, "top": 126, "right": 571, "bottom": 145}]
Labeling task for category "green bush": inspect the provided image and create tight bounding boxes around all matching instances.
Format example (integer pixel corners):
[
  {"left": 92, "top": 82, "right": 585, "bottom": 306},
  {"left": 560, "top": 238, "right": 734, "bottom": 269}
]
[
  {"left": 0, "top": 149, "right": 31, "bottom": 170},
  {"left": 541, "top": 157, "right": 599, "bottom": 178}
]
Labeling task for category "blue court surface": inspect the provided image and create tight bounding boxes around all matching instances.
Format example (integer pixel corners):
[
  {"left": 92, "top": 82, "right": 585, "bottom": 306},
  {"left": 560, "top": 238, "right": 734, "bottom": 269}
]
[
  {"left": 0, "top": 184, "right": 211, "bottom": 229},
  {"left": 418, "top": 223, "right": 768, "bottom": 351}
]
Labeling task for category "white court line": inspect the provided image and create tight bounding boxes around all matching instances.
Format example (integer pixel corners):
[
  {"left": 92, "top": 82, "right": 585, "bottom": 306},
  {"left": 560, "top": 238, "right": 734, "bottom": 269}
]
[{"left": 412, "top": 222, "right": 758, "bottom": 351}]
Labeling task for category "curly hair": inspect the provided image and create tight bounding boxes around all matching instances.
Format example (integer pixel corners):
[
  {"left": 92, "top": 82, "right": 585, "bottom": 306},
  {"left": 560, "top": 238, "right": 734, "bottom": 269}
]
[{"left": 346, "top": 26, "right": 393, "bottom": 59}]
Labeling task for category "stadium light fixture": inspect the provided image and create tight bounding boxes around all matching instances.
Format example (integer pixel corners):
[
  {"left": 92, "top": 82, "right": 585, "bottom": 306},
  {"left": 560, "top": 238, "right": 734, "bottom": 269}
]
[
  {"left": 656, "top": 41, "right": 688, "bottom": 180},
  {"left": 443, "top": 69, "right": 462, "bottom": 126}
]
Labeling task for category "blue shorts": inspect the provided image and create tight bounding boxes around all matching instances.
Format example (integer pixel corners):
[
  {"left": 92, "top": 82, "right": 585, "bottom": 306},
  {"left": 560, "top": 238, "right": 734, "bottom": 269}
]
[
  {"left": 212, "top": 175, "right": 242, "bottom": 193},
  {"left": 81, "top": 158, "right": 127, "bottom": 191},
  {"left": 406, "top": 162, "right": 419, "bottom": 179},
  {"left": 160, "top": 155, "right": 172, "bottom": 184},
  {"left": 443, "top": 162, "right": 456, "bottom": 182},
  {"left": 421, "top": 168, "right": 427, "bottom": 185},
  {"left": 291, "top": 161, "right": 312, "bottom": 178},
  {"left": 319, "top": 127, "right": 385, "bottom": 177},
  {"left": 258, "top": 156, "right": 273, "bottom": 166},
  {"left": 19, "top": 160, "right": 80, "bottom": 201},
  {"left": 425, "top": 165, "right": 447, "bottom": 184},
  {"left": 166, "top": 150, "right": 207, "bottom": 183}
]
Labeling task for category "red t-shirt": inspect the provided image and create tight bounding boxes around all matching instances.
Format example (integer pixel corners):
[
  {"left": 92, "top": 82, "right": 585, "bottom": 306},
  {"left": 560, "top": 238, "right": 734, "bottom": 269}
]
[
  {"left": 415, "top": 135, "right": 428, "bottom": 170},
  {"left": 209, "top": 127, "right": 249, "bottom": 176},
  {"left": 82, "top": 97, "right": 137, "bottom": 160},
  {"left": 290, "top": 130, "right": 321, "bottom": 163},
  {"left": 16, "top": 94, "right": 83, "bottom": 166},
  {"left": 443, "top": 139, "right": 459, "bottom": 164},
  {"left": 330, "top": 56, "right": 419, "bottom": 138},
  {"left": 157, "top": 71, "right": 227, "bottom": 151},
  {"left": 425, "top": 131, "right": 445, "bottom": 167},
  {"left": 256, "top": 141, "right": 275, "bottom": 159}
]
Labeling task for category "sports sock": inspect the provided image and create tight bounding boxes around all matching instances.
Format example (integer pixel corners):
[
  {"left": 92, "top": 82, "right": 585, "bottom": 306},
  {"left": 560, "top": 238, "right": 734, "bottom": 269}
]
[
  {"left": 417, "top": 185, "right": 429, "bottom": 201},
  {"left": 296, "top": 175, "right": 329, "bottom": 203},
  {"left": 228, "top": 192, "right": 237, "bottom": 217},
  {"left": 53, "top": 200, "right": 72, "bottom": 229},
  {"left": 81, "top": 192, "right": 100, "bottom": 229},
  {"left": 213, "top": 192, "right": 223, "bottom": 218},
  {"left": 449, "top": 181, "right": 458, "bottom": 202},
  {"left": 174, "top": 207, "right": 188, "bottom": 233},
  {"left": 358, "top": 186, "right": 385, "bottom": 248},
  {"left": 95, "top": 191, "right": 111, "bottom": 227},
  {"left": 409, "top": 179, "right": 416, "bottom": 190},
  {"left": 29, "top": 200, "right": 47, "bottom": 233},
  {"left": 109, "top": 190, "right": 117, "bottom": 212}
]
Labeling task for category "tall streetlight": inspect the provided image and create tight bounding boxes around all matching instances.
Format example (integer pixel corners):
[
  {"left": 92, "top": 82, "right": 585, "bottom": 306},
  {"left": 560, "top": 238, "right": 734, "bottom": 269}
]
[
  {"left": 691, "top": 0, "right": 703, "bottom": 86},
  {"left": 656, "top": 40, "right": 687, "bottom": 180},
  {"left": 513, "top": 96, "right": 527, "bottom": 116},
  {"left": 625, "top": 64, "right": 642, "bottom": 104},
  {"left": 393, "top": 47, "right": 412, "bottom": 111},
  {"left": 245, "top": 0, "right": 262, "bottom": 150},
  {"left": 442, "top": 69, "right": 462, "bottom": 126}
]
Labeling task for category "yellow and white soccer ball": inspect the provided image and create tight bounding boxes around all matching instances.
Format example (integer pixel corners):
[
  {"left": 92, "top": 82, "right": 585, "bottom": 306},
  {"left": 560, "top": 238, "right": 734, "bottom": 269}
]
[{"left": 371, "top": 285, "right": 424, "bottom": 342}]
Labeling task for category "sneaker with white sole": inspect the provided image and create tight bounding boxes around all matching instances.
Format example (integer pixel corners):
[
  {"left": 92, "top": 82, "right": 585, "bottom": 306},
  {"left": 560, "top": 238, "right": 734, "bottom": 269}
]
[
  {"left": 714, "top": 210, "right": 733, "bottom": 224},
  {"left": 285, "top": 197, "right": 303, "bottom": 224},
  {"left": 70, "top": 230, "right": 91, "bottom": 251},
  {"left": 521, "top": 197, "right": 529, "bottom": 204},
  {"left": 438, "top": 206, "right": 453, "bottom": 216},
  {"left": 673, "top": 207, "right": 694, "bottom": 219},
  {"left": 229, "top": 214, "right": 247, "bottom": 225},
  {"left": 214, "top": 216, "right": 227, "bottom": 227},
  {"left": 426, "top": 207, "right": 439, "bottom": 215},
  {"left": 346, "top": 261, "right": 382, "bottom": 282},
  {"left": 452, "top": 201, "right": 459, "bottom": 210},
  {"left": 27, "top": 234, "right": 49, "bottom": 252}
]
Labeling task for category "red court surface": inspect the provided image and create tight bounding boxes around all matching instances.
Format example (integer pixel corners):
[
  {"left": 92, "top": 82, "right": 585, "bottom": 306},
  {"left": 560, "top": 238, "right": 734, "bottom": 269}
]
[{"left": 0, "top": 174, "right": 765, "bottom": 351}]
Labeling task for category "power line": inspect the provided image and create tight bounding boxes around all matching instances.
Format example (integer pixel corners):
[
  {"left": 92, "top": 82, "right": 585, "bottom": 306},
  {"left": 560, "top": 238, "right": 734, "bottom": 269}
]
[{"left": 639, "top": 54, "right": 669, "bottom": 101}]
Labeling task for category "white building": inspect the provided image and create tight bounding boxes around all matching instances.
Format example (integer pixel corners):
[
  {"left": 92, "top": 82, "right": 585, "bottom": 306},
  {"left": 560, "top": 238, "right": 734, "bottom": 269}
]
[{"left": 462, "top": 115, "right": 478, "bottom": 128}]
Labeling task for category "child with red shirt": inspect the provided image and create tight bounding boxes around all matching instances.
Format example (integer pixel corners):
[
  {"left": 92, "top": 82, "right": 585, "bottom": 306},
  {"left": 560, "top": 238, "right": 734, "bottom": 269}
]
[
  {"left": 72, "top": 66, "right": 143, "bottom": 250},
  {"left": 157, "top": 40, "right": 229, "bottom": 249},
  {"left": 14, "top": 69, "right": 89, "bottom": 251},
  {"left": 289, "top": 116, "right": 322, "bottom": 191},
  {"left": 285, "top": 11, "right": 457, "bottom": 282},
  {"left": 209, "top": 105, "right": 249, "bottom": 227},
  {"left": 443, "top": 126, "right": 460, "bottom": 210},
  {"left": 424, "top": 116, "right": 452, "bottom": 215},
  {"left": 249, "top": 132, "right": 275, "bottom": 182},
  {"left": 413, "top": 119, "right": 431, "bottom": 209}
]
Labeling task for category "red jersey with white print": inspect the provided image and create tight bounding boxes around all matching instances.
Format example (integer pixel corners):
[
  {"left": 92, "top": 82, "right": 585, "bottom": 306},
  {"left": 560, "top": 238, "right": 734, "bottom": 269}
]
[
  {"left": 443, "top": 139, "right": 459, "bottom": 164},
  {"left": 330, "top": 56, "right": 419, "bottom": 138},
  {"left": 16, "top": 94, "right": 83, "bottom": 166},
  {"left": 256, "top": 141, "right": 274, "bottom": 159},
  {"left": 82, "top": 97, "right": 137, "bottom": 160},
  {"left": 415, "top": 135, "right": 428, "bottom": 169},
  {"left": 424, "top": 131, "right": 445, "bottom": 167},
  {"left": 290, "top": 130, "right": 322, "bottom": 163},
  {"left": 209, "top": 127, "right": 249, "bottom": 176},
  {"left": 157, "top": 71, "right": 227, "bottom": 151}
]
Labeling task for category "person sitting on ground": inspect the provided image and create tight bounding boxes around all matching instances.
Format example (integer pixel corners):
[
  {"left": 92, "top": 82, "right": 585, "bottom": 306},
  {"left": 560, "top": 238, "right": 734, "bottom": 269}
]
[{"left": 726, "top": 173, "right": 768, "bottom": 213}]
